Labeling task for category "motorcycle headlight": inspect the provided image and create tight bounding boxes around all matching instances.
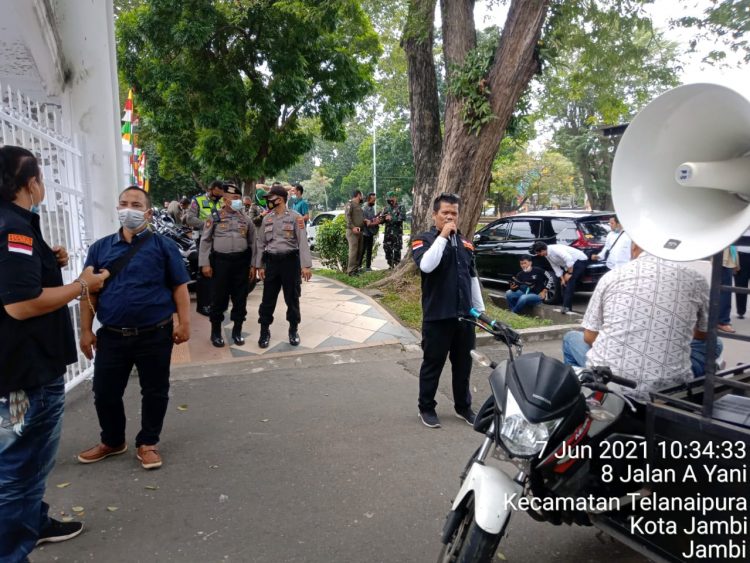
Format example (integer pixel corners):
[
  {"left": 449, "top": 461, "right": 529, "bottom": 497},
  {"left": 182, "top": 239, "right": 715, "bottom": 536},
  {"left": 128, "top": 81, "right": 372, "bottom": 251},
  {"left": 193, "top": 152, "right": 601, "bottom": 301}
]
[{"left": 500, "top": 392, "right": 561, "bottom": 458}]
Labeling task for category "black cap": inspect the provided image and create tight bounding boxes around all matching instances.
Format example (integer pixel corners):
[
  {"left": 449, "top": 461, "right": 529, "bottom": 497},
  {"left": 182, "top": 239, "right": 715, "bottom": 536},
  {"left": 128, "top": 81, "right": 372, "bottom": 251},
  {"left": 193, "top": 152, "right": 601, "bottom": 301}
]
[
  {"left": 223, "top": 182, "right": 241, "bottom": 196},
  {"left": 268, "top": 185, "right": 288, "bottom": 201}
]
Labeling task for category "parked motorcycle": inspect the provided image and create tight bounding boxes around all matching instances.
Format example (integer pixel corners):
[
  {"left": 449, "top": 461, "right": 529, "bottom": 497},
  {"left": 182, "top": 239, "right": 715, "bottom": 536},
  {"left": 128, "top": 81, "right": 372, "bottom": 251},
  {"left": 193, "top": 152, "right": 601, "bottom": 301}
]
[
  {"left": 439, "top": 310, "right": 642, "bottom": 563},
  {"left": 151, "top": 210, "right": 199, "bottom": 289}
]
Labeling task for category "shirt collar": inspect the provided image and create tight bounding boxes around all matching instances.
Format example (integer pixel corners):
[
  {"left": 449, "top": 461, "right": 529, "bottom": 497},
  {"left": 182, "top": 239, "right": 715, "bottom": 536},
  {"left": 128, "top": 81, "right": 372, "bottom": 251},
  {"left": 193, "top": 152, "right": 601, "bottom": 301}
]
[
  {"left": 116, "top": 226, "right": 152, "bottom": 244},
  {"left": 0, "top": 200, "right": 41, "bottom": 230}
]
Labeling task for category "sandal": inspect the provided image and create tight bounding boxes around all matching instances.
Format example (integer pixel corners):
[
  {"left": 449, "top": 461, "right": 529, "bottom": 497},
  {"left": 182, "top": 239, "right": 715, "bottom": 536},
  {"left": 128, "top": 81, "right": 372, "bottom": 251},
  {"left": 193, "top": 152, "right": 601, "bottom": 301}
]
[{"left": 717, "top": 324, "right": 736, "bottom": 333}]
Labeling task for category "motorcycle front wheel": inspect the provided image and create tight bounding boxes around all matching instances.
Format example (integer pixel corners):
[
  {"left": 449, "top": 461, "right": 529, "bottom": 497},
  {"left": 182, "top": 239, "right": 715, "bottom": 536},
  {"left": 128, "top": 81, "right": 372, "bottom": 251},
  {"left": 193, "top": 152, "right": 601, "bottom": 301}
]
[{"left": 438, "top": 498, "right": 505, "bottom": 563}]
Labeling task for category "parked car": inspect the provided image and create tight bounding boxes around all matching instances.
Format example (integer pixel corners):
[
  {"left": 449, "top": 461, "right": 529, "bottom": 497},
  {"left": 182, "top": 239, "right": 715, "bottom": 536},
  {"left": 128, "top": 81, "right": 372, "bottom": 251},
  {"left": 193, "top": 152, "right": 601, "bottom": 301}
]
[
  {"left": 473, "top": 210, "right": 614, "bottom": 304},
  {"left": 307, "top": 210, "right": 344, "bottom": 250}
]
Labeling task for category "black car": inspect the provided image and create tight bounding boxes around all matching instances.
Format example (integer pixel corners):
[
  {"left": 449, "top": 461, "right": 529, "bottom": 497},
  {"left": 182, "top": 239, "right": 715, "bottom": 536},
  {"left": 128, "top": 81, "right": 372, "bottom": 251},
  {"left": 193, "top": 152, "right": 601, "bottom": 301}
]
[{"left": 473, "top": 210, "right": 614, "bottom": 304}]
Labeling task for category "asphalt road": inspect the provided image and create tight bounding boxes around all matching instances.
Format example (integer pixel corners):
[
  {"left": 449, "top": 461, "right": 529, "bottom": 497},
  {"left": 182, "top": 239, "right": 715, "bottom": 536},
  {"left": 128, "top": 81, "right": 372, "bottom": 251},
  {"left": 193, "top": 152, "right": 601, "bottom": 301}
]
[{"left": 38, "top": 340, "right": 646, "bottom": 563}]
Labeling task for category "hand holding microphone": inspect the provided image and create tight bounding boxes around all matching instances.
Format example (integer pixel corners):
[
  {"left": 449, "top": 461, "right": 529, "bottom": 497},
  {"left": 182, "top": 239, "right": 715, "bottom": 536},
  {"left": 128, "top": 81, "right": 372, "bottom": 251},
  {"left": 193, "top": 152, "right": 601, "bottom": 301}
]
[{"left": 440, "top": 219, "right": 457, "bottom": 241}]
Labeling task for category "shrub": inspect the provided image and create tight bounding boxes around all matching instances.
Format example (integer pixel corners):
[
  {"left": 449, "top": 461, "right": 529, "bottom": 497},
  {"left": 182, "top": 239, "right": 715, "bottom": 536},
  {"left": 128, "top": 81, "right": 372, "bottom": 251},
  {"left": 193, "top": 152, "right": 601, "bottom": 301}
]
[{"left": 317, "top": 215, "right": 349, "bottom": 271}]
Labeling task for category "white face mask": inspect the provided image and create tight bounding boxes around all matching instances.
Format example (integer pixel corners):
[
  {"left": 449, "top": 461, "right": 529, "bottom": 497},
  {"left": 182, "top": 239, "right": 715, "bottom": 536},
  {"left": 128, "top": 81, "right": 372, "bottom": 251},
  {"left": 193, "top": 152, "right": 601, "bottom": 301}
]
[
  {"left": 230, "top": 199, "right": 243, "bottom": 211},
  {"left": 118, "top": 208, "right": 147, "bottom": 230},
  {"left": 521, "top": 265, "right": 532, "bottom": 273}
]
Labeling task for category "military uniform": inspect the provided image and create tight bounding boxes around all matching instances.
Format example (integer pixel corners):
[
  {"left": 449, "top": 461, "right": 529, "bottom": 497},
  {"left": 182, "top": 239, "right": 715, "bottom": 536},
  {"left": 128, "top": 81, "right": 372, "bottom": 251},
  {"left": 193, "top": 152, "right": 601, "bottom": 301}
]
[
  {"left": 344, "top": 197, "right": 365, "bottom": 275},
  {"left": 383, "top": 200, "right": 406, "bottom": 268},
  {"left": 199, "top": 205, "right": 255, "bottom": 346},
  {"left": 255, "top": 205, "right": 312, "bottom": 347},
  {"left": 186, "top": 193, "right": 223, "bottom": 313}
]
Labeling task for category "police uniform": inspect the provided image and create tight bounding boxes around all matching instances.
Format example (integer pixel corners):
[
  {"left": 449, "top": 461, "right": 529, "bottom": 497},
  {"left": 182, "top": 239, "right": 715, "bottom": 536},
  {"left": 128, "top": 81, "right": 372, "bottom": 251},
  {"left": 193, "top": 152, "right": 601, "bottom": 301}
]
[
  {"left": 186, "top": 192, "right": 223, "bottom": 314},
  {"left": 199, "top": 195, "right": 255, "bottom": 347},
  {"left": 254, "top": 197, "right": 312, "bottom": 347},
  {"left": 412, "top": 226, "right": 485, "bottom": 425}
]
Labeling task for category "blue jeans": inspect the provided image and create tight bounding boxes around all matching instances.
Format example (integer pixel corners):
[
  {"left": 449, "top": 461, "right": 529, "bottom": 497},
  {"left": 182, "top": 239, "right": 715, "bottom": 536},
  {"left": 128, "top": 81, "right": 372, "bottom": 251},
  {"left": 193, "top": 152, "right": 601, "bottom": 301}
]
[
  {"left": 505, "top": 290, "right": 542, "bottom": 314},
  {"left": 0, "top": 376, "right": 65, "bottom": 562},
  {"left": 562, "top": 331, "right": 724, "bottom": 377}
]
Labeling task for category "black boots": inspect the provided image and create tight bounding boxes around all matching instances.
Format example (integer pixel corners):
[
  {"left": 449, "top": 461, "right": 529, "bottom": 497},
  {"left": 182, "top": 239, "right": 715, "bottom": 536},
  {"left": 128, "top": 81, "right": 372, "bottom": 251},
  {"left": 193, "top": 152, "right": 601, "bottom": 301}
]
[
  {"left": 210, "top": 322, "right": 224, "bottom": 347},
  {"left": 232, "top": 322, "right": 245, "bottom": 346},
  {"left": 289, "top": 326, "right": 300, "bottom": 346},
  {"left": 258, "top": 325, "right": 271, "bottom": 348}
]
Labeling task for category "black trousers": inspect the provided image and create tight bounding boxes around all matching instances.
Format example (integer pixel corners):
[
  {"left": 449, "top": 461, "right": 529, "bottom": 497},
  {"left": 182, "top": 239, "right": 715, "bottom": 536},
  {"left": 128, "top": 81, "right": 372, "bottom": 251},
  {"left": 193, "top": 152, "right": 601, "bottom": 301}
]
[
  {"left": 93, "top": 321, "right": 174, "bottom": 448},
  {"left": 735, "top": 252, "right": 750, "bottom": 316},
  {"left": 562, "top": 259, "right": 588, "bottom": 309},
  {"left": 195, "top": 235, "right": 212, "bottom": 310},
  {"left": 361, "top": 235, "right": 375, "bottom": 269},
  {"left": 209, "top": 252, "right": 250, "bottom": 324},
  {"left": 418, "top": 318, "right": 475, "bottom": 413},
  {"left": 258, "top": 253, "right": 301, "bottom": 328}
]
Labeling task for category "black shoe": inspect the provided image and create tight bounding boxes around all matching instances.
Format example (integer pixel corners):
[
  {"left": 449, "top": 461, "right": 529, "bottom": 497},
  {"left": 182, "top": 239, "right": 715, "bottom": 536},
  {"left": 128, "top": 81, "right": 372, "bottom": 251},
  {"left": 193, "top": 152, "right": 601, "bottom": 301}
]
[
  {"left": 258, "top": 327, "right": 271, "bottom": 348},
  {"left": 36, "top": 518, "right": 84, "bottom": 545},
  {"left": 739, "top": 314, "right": 746, "bottom": 320},
  {"left": 418, "top": 410, "right": 441, "bottom": 428},
  {"left": 198, "top": 306, "right": 211, "bottom": 317},
  {"left": 210, "top": 322, "right": 224, "bottom": 348},
  {"left": 560, "top": 307, "right": 571, "bottom": 314},
  {"left": 232, "top": 323, "right": 245, "bottom": 346},
  {"left": 289, "top": 328, "right": 300, "bottom": 346},
  {"left": 455, "top": 407, "right": 477, "bottom": 426}
]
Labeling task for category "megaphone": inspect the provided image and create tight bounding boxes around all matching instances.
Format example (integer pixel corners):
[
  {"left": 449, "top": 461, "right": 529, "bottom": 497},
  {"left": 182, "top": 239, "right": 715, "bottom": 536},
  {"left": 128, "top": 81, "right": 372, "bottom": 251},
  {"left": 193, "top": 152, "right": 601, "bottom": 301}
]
[{"left": 612, "top": 83, "right": 750, "bottom": 261}]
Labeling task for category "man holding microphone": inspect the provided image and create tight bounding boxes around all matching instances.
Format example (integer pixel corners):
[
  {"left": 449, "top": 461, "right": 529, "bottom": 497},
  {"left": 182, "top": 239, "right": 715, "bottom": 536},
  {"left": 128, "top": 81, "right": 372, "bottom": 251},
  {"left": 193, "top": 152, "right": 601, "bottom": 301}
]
[{"left": 411, "top": 193, "right": 485, "bottom": 429}]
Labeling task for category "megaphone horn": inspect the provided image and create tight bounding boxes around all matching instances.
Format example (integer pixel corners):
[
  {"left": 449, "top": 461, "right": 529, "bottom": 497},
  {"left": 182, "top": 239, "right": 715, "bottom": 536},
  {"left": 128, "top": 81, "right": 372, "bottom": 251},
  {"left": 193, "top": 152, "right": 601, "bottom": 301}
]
[{"left": 612, "top": 83, "right": 750, "bottom": 261}]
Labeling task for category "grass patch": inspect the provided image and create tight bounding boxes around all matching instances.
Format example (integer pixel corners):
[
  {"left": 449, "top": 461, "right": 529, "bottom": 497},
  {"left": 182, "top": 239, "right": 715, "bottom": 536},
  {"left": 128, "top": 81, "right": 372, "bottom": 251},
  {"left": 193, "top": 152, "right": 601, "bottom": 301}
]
[
  {"left": 316, "top": 268, "right": 388, "bottom": 288},
  {"left": 317, "top": 269, "right": 551, "bottom": 331}
]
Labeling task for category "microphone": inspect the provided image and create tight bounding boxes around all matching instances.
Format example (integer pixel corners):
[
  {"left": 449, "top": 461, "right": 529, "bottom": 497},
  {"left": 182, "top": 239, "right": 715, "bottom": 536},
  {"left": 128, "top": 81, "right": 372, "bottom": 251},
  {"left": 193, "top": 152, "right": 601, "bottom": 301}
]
[{"left": 450, "top": 233, "right": 457, "bottom": 247}]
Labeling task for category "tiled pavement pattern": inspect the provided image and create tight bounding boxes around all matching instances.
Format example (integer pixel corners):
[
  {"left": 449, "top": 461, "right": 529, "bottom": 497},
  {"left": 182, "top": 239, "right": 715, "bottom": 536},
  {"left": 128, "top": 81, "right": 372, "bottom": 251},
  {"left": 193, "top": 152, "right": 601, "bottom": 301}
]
[{"left": 172, "top": 276, "right": 417, "bottom": 365}]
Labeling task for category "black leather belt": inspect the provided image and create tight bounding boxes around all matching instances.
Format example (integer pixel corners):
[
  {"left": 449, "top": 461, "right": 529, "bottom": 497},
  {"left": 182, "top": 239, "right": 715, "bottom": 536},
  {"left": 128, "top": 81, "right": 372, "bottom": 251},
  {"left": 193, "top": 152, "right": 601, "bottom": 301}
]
[
  {"left": 103, "top": 317, "right": 172, "bottom": 337},
  {"left": 264, "top": 250, "right": 299, "bottom": 263}
]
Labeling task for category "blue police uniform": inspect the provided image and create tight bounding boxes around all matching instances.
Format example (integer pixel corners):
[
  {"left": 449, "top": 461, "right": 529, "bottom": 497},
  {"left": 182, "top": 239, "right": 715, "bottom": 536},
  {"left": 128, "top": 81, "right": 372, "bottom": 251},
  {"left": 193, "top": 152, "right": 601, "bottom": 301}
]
[
  {"left": 412, "top": 227, "right": 479, "bottom": 416},
  {"left": 0, "top": 200, "right": 75, "bottom": 559},
  {"left": 84, "top": 229, "right": 189, "bottom": 449}
]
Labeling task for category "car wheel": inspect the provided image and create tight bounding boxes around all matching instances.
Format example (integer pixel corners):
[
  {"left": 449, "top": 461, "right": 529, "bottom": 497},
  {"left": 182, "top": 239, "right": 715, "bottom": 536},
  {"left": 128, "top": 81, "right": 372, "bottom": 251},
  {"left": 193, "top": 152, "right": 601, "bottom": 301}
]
[{"left": 543, "top": 271, "right": 562, "bottom": 305}]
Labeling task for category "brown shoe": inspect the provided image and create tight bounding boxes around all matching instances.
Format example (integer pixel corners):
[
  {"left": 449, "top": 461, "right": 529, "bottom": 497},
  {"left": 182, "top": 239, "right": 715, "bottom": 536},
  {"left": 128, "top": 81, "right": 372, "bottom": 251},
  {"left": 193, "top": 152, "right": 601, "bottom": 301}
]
[
  {"left": 77, "top": 443, "right": 127, "bottom": 464},
  {"left": 136, "top": 445, "right": 162, "bottom": 470}
]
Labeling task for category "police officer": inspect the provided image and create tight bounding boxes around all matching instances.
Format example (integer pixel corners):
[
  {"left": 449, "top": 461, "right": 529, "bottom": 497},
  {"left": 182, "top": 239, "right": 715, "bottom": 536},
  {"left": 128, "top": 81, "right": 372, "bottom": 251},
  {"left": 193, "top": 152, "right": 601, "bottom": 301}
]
[
  {"left": 383, "top": 191, "right": 406, "bottom": 268},
  {"left": 411, "top": 193, "right": 486, "bottom": 429},
  {"left": 186, "top": 180, "right": 224, "bottom": 315},
  {"left": 0, "top": 145, "right": 109, "bottom": 556},
  {"left": 254, "top": 185, "right": 312, "bottom": 348},
  {"left": 199, "top": 183, "right": 255, "bottom": 347}
]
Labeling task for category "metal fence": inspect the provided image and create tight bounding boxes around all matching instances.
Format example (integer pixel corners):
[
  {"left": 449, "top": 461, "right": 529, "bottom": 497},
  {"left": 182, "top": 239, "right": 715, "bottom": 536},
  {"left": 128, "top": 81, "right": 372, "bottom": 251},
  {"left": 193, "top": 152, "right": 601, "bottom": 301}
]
[{"left": 0, "top": 82, "right": 94, "bottom": 391}]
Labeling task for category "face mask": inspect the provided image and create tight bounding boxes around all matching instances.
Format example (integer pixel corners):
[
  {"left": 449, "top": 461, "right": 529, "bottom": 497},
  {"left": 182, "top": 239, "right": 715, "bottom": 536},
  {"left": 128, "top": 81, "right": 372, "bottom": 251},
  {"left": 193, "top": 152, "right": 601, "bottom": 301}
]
[
  {"left": 290, "top": 195, "right": 297, "bottom": 202},
  {"left": 388, "top": 200, "right": 395, "bottom": 206},
  {"left": 521, "top": 265, "right": 532, "bottom": 273},
  {"left": 29, "top": 186, "right": 41, "bottom": 214},
  {"left": 231, "top": 199, "right": 243, "bottom": 211},
  {"left": 267, "top": 199, "right": 277, "bottom": 210},
  {"left": 118, "top": 208, "right": 147, "bottom": 230}
]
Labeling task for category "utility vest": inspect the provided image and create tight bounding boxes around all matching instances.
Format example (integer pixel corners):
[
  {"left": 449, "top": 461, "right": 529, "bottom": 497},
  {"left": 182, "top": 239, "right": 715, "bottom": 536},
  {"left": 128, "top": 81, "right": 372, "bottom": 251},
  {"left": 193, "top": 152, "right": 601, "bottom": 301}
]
[{"left": 194, "top": 195, "right": 222, "bottom": 222}]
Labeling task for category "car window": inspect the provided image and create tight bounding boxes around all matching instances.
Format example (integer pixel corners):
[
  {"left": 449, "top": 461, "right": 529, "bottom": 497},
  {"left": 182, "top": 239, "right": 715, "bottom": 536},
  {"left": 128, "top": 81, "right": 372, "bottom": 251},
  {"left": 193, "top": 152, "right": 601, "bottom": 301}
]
[
  {"left": 485, "top": 220, "right": 511, "bottom": 240},
  {"left": 550, "top": 219, "right": 578, "bottom": 244},
  {"left": 508, "top": 220, "right": 542, "bottom": 240},
  {"left": 312, "top": 214, "right": 334, "bottom": 227},
  {"left": 579, "top": 220, "right": 610, "bottom": 242}
]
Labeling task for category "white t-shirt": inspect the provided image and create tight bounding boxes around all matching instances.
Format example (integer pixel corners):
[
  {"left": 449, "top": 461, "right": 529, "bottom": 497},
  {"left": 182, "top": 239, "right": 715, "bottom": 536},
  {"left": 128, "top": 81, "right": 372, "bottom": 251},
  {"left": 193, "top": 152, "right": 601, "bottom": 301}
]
[
  {"left": 582, "top": 253, "right": 709, "bottom": 400},
  {"left": 602, "top": 229, "right": 632, "bottom": 270}
]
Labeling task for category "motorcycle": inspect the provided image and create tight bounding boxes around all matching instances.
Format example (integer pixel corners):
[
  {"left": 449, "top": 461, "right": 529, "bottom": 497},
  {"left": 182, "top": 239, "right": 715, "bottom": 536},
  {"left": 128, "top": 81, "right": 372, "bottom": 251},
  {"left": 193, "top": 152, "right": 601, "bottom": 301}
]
[
  {"left": 151, "top": 210, "right": 199, "bottom": 289},
  {"left": 439, "top": 310, "right": 642, "bottom": 563}
]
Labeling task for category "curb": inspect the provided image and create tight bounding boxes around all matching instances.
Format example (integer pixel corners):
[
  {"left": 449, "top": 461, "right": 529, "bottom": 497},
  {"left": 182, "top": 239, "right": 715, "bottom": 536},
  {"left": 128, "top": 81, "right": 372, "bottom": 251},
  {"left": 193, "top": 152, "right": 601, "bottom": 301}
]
[{"left": 475, "top": 323, "right": 581, "bottom": 346}]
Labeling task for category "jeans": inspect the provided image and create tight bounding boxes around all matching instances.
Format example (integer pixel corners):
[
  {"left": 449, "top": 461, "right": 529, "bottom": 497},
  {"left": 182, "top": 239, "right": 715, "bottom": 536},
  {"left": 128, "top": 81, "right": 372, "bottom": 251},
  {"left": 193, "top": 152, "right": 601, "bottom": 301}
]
[
  {"left": 0, "top": 376, "right": 65, "bottom": 562},
  {"left": 562, "top": 331, "right": 724, "bottom": 377},
  {"left": 361, "top": 235, "right": 375, "bottom": 270},
  {"left": 719, "top": 266, "right": 733, "bottom": 325},
  {"left": 735, "top": 252, "right": 750, "bottom": 317},
  {"left": 505, "top": 290, "right": 542, "bottom": 314},
  {"left": 93, "top": 322, "right": 174, "bottom": 448}
]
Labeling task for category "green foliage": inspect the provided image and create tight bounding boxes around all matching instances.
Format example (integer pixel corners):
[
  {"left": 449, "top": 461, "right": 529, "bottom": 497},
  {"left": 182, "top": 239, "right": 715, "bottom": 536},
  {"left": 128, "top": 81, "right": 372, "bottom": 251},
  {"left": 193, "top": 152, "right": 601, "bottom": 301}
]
[
  {"left": 117, "top": 0, "right": 381, "bottom": 184},
  {"left": 447, "top": 27, "right": 501, "bottom": 135},
  {"left": 316, "top": 215, "right": 350, "bottom": 271},
  {"left": 675, "top": 0, "right": 750, "bottom": 64},
  {"left": 316, "top": 268, "right": 388, "bottom": 288}
]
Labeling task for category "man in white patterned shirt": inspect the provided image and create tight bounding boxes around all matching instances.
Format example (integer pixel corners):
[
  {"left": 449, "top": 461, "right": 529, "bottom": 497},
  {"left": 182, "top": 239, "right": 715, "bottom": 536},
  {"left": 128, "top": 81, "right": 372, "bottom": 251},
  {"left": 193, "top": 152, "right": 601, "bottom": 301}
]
[{"left": 563, "top": 241, "right": 715, "bottom": 400}]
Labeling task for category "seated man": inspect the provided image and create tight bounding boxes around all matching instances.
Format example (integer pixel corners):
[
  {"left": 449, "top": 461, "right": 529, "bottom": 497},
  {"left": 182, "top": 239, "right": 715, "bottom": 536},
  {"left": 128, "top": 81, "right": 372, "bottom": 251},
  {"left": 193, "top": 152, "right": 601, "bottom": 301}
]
[
  {"left": 562, "top": 241, "right": 722, "bottom": 400},
  {"left": 505, "top": 256, "right": 547, "bottom": 314}
]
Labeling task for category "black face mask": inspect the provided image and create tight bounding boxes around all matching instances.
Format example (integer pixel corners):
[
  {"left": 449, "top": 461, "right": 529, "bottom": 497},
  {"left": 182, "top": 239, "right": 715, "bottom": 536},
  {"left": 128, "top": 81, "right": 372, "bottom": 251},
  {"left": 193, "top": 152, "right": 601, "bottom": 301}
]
[
  {"left": 387, "top": 199, "right": 395, "bottom": 206},
  {"left": 268, "top": 199, "right": 279, "bottom": 209}
]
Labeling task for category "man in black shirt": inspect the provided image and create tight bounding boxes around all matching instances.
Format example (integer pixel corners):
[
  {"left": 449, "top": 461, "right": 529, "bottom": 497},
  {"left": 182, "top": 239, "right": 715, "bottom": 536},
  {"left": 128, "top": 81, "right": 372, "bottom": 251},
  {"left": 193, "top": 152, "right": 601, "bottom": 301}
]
[
  {"left": 506, "top": 256, "right": 547, "bottom": 314},
  {"left": 412, "top": 193, "right": 485, "bottom": 429}
]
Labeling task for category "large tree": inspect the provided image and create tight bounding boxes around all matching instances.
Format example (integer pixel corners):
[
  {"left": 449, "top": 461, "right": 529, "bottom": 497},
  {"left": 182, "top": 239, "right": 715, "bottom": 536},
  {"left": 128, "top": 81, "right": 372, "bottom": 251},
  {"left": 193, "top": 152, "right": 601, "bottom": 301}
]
[{"left": 117, "top": 0, "right": 380, "bottom": 191}]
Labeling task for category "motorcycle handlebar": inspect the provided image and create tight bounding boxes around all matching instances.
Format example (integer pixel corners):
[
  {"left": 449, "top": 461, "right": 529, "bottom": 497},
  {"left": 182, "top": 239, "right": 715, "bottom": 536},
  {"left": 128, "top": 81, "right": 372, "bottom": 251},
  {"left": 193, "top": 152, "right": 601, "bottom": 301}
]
[{"left": 607, "top": 373, "right": 638, "bottom": 389}]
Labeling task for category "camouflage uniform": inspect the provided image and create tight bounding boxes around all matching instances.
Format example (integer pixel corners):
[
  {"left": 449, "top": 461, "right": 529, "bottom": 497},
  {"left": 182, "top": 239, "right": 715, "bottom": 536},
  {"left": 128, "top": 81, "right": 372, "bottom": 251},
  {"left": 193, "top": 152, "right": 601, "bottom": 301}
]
[{"left": 383, "top": 201, "right": 406, "bottom": 268}]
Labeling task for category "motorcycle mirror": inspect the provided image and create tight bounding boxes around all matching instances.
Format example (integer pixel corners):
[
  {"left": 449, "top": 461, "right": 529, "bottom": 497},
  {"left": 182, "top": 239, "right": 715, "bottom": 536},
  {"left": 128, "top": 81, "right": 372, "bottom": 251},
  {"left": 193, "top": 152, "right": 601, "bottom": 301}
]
[{"left": 470, "top": 350, "right": 493, "bottom": 368}]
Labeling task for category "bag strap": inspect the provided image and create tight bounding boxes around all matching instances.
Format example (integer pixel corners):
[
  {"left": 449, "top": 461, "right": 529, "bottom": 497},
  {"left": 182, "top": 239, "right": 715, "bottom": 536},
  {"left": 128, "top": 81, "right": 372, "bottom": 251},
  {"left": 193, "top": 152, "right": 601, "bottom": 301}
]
[
  {"left": 102, "top": 230, "right": 154, "bottom": 290},
  {"left": 602, "top": 230, "right": 625, "bottom": 261}
]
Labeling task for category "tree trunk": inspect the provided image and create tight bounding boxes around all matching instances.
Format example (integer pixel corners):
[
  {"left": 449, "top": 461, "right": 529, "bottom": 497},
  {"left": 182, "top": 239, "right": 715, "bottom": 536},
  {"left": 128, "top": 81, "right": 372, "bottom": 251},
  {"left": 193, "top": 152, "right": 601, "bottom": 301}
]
[
  {"left": 403, "top": 0, "right": 442, "bottom": 238},
  {"left": 436, "top": 0, "right": 548, "bottom": 238}
]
